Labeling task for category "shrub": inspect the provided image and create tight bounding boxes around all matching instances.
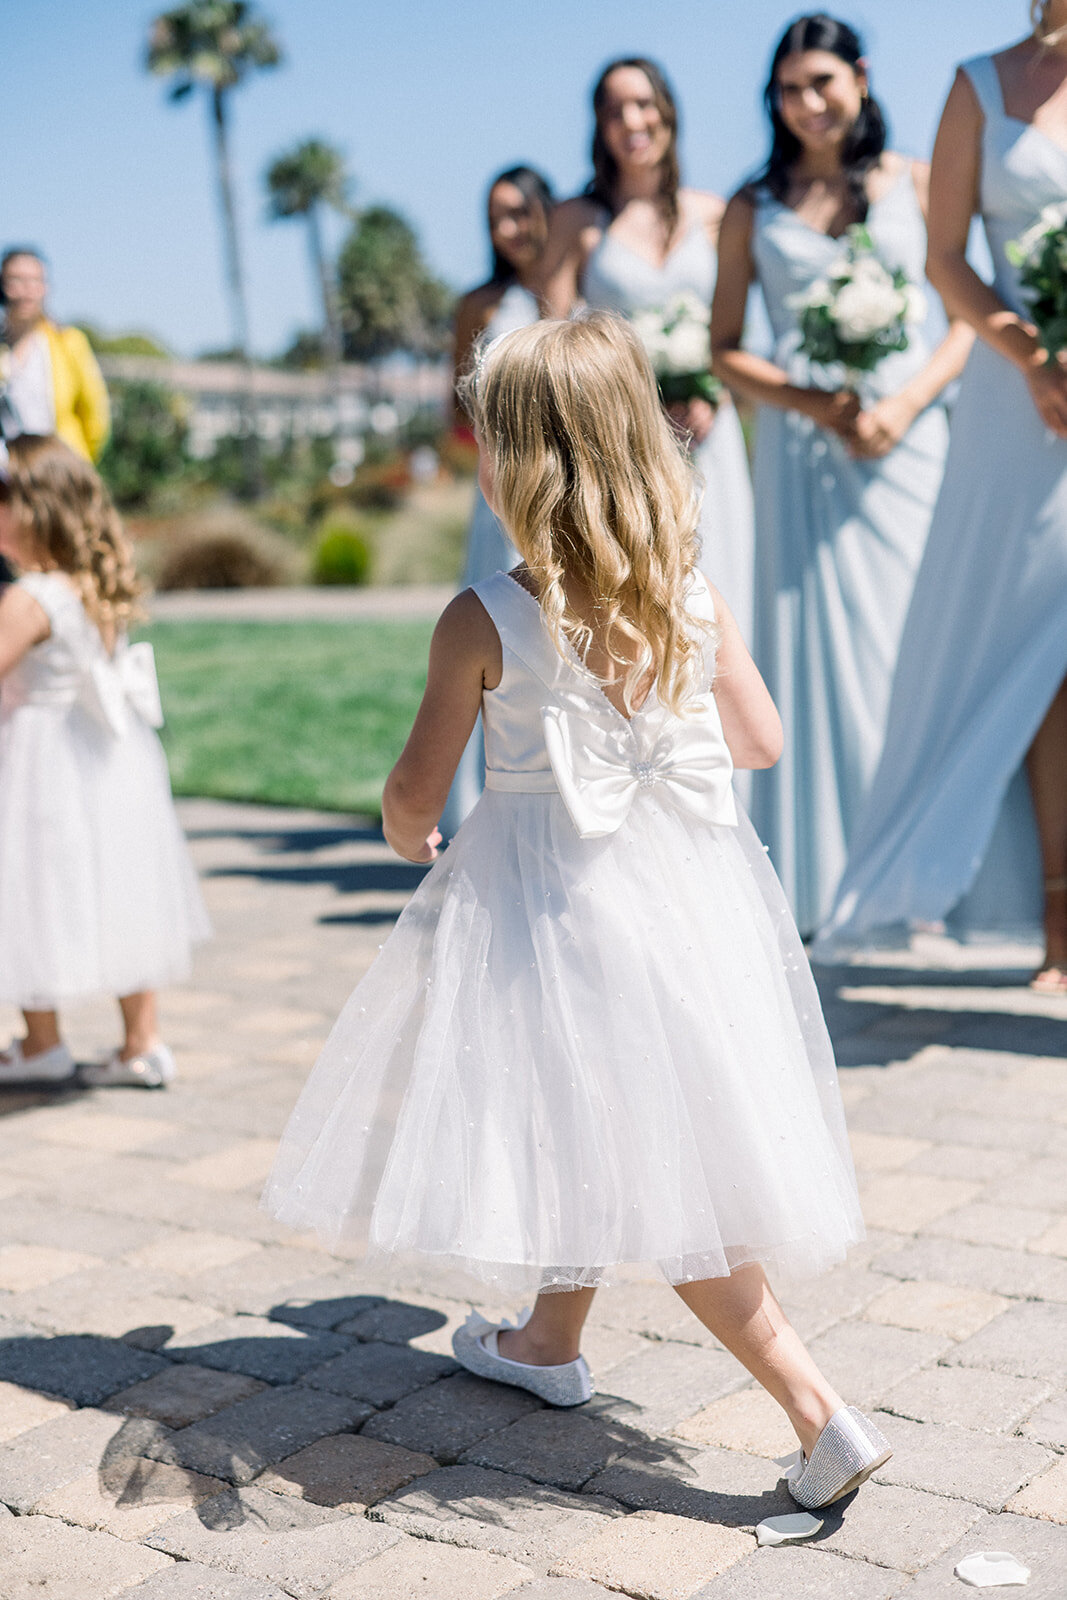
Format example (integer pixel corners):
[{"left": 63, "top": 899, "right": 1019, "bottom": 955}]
[
  {"left": 98, "top": 380, "right": 188, "bottom": 510},
  {"left": 313, "top": 522, "right": 372, "bottom": 586},
  {"left": 156, "top": 512, "right": 295, "bottom": 590}
]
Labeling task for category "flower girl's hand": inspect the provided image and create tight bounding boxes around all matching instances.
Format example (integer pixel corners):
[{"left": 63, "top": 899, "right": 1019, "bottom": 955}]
[
  {"left": 1025, "top": 358, "right": 1067, "bottom": 438},
  {"left": 666, "top": 397, "right": 717, "bottom": 445},
  {"left": 849, "top": 394, "right": 918, "bottom": 458},
  {"left": 410, "top": 827, "right": 443, "bottom": 865}
]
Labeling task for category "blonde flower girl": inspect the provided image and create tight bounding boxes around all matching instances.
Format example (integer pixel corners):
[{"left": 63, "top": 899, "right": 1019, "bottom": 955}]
[
  {"left": 0, "top": 435, "right": 209, "bottom": 1088},
  {"left": 265, "top": 314, "right": 889, "bottom": 1509}
]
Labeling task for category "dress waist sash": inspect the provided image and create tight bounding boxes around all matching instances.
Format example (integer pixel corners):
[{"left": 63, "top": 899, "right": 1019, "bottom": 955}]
[{"left": 483, "top": 769, "right": 558, "bottom": 794}]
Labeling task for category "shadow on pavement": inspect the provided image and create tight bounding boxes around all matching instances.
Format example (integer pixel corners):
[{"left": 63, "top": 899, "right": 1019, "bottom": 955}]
[{"left": 0, "top": 1296, "right": 801, "bottom": 1539}]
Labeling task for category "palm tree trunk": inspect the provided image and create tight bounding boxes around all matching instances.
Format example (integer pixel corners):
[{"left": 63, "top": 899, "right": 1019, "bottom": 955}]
[
  {"left": 307, "top": 203, "right": 342, "bottom": 367},
  {"left": 209, "top": 85, "right": 260, "bottom": 494}
]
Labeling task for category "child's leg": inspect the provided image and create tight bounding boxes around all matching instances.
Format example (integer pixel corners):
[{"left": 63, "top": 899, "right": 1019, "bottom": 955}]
[
  {"left": 674, "top": 1264, "right": 843, "bottom": 1457},
  {"left": 117, "top": 992, "right": 160, "bottom": 1059},
  {"left": 497, "top": 1286, "right": 596, "bottom": 1366},
  {"left": 21, "top": 1010, "right": 62, "bottom": 1055}
]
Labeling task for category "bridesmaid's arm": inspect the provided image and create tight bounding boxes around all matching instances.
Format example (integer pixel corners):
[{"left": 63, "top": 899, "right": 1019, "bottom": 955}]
[
  {"left": 382, "top": 591, "right": 501, "bottom": 862},
  {"left": 451, "top": 286, "right": 498, "bottom": 429},
  {"left": 850, "top": 159, "right": 975, "bottom": 459},
  {"left": 710, "top": 192, "right": 859, "bottom": 439},
  {"left": 536, "top": 197, "right": 602, "bottom": 318},
  {"left": 927, "top": 67, "right": 1067, "bottom": 437},
  {"left": 0, "top": 586, "right": 49, "bottom": 679}
]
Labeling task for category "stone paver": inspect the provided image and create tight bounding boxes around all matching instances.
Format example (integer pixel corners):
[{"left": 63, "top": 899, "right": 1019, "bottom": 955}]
[
  {"left": 868, "top": 1412, "right": 1052, "bottom": 1510},
  {"left": 896, "top": 1510, "right": 1067, "bottom": 1597},
  {"left": 0, "top": 799, "right": 1064, "bottom": 1600},
  {"left": 151, "top": 1383, "right": 370, "bottom": 1485},
  {"left": 363, "top": 1371, "right": 541, "bottom": 1463},
  {"left": 257, "top": 1432, "right": 437, "bottom": 1510},
  {"left": 551, "top": 1509, "right": 753, "bottom": 1599},
  {"left": 371, "top": 1463, "right": 623, "bottom": 1561},
  {"left": 104, "top": 1365, "right": 267, "bottom": 1428},
  {"left": 325, "top": 1534, "right": 533, "bottom": 1599},
  {"left": 0, "top": 1511, "right": 172, "bottom": 1598},
  {"left": 145, "top": 1485, "right": 399, "bottom": 1598}
]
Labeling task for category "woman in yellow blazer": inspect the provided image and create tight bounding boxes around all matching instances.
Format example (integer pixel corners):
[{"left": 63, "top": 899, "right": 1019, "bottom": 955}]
[{"left": 1, "top": 249, "right": 110, "bottom": 462}]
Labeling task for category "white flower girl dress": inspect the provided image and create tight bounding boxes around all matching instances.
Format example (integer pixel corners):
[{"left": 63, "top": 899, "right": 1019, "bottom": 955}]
[
  {"left": 265, "top": 570, "right": 863, "bottom": 1295},
  {"left": 0, "top": 571, "right": 209, "bottom": 1009}
]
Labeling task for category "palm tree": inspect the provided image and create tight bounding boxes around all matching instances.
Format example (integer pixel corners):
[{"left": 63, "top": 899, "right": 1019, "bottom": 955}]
[
  {"left": 266, "top": 139, "right": 350, "bottom": 366},
  {"left": 147, "top": 1, "right": 281, "bottom": 363}
]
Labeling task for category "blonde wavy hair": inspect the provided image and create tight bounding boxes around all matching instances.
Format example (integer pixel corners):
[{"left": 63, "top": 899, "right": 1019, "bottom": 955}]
[
  {"left": 461, "top": 313, "right": 711, "bottom": 715},
  {"left": 1032, "top": 0, "right": 1067, "bottom": 45},
  {"left": 3, "top": 435, "right": 141, "bottom": 635}
]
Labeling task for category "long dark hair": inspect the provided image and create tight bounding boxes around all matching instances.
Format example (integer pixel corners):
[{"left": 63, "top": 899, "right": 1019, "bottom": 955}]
[
  {"left": 755, "top": 14, "right": 887, "bottom": 221},
  {"left": 487, "top": 166, "right": 555, "bottom": 285},
  {"left": 586, "top": 57, "right": 681, "bottom": 237}
]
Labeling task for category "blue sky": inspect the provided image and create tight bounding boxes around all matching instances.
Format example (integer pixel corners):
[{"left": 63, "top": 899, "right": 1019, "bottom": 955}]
[{"left": 3, "top": 0, "right": 1017, "bottom": 357}]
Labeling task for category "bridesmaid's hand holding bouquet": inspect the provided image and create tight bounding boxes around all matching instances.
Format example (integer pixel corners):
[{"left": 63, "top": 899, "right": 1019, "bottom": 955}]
[
  {"left": 1007, "top": 203, "right": 1067, "bottom": 438},
  {"left": 790, "top": 224, "right": 925, "bottom": 390},
  {"left": 631, "top": 292, "right": 723, "bottom": 443}
]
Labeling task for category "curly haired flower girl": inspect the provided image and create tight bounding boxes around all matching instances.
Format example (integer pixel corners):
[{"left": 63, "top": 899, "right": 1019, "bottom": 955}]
[
  {"left": 0, "top": 435, "right": 209, "bottom": 1087},
  {"left": 265, "top": 314, "right": 889, "bottom": 1509}
]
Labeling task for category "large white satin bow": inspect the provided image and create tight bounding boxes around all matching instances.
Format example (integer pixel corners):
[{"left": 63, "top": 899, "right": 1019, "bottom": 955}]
[
  {"left": 80, "top": 641, "right": 165, "bottom": 737},
  {"left": 541, "top": 694, "right": 738, "bottom": 839}
]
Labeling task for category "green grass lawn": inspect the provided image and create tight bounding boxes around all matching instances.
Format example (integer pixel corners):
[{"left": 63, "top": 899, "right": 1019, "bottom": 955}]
[{"left": 143, "top": 619, "right": 434, "bottom": 815}]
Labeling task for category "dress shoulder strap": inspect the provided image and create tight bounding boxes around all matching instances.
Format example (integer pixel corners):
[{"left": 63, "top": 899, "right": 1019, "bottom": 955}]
[
  {"left": 16, "top": 572, "right": 85, "bottom": 633},
  {"left": 959, "top": 54, "right": 1003, "bottom": 123}
]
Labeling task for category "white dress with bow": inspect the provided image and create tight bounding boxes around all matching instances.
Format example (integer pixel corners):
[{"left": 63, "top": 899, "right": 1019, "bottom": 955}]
[
  {"left": 265, "top": 569, "right": 863, "bottom": 1295},
  {"left": 0, "top": 572, "right": 209, "bottom": 1008}
]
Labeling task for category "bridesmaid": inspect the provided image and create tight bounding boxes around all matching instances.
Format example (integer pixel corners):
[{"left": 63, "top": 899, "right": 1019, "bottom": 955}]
[
  {"left": 541, "top": 57, "right": 755, "bottom": 649},
  {"left": 441, "top": 167, "right": 554, "bottom": 838},
  {"left": 819, "top": 3, "right": 1067, "bottom": 987},
  {"left": 712, "top": 15, "right": 972, "bottom": 936}
]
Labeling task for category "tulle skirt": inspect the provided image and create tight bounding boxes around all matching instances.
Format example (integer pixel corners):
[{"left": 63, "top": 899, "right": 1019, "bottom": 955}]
[
  {"left": 0, "top": 703, "right": 210, "bottom": 1008},
  {"left": 265, "top": 789, "right": 863, "bottom": 1296}
]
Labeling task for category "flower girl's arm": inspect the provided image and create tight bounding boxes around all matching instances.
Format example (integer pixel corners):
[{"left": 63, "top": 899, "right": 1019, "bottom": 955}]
[
  {"left": 382, "top": 590, "right": 502, "bottom": 863},
  {"left": 0, "top": 586, "right": 50, "bottom": 679},
  {"left": 707, "top": 587, "right": 782, "bottom": 771}
]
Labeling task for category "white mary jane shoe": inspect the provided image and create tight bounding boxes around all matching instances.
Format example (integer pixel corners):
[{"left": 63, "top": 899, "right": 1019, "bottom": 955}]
[
  {"left": 785, "top": 1407, "right": 892, "bottom": 1509},
  {"left": 452, "top": 1309, "right": 593, "bottom": 1407},
  {"left": 0, "top": 1039, "right": 76, "bottom": 1083}
]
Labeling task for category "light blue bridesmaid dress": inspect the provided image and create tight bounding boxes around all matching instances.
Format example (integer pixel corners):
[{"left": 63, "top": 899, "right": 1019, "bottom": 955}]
[
  {"left": 748, "top": 167, "right": 951, "bottom": 934},
  {"left": 439, "top": 284, "right": 534, "bottom": 839},
  {"left": 819, "top": 56, "right": 1067, "bottom": 951},
  {"left": 582, "top": 218, "right": 756, "bottom": 648}
]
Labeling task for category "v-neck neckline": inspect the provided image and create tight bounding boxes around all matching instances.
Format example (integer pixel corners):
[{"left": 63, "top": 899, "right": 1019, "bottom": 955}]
[
  {"left": 502, "top": 571, "right": 654, "bottom": 725},
  {"left": 598, "top": 218, "right": 704, "bottom": 275},
  {"left": 991, "top": 55, "right": 1067, "bottom": 159},
  {"left": 770, "top": 166, "right": 908, "bottom": 242}
]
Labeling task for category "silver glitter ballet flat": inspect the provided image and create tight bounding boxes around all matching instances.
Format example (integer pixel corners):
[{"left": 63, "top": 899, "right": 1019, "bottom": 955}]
[
  {"left": 786, "top": 1406, "right": 892, "bottom": 1509},
  {"left": 0, "top": 1039, "right": 76, "bottom": 1083},
  {"left": 452, "top": 1309, "right": 593, "bottom": 1407}
]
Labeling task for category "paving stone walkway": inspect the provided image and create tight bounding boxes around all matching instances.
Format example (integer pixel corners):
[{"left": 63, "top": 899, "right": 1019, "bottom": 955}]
[{"left": 0, "top": 797, "right": 1065, "bottom": 1600}]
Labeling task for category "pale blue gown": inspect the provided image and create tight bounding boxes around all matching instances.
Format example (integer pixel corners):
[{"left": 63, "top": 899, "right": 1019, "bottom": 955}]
[
  {"left": 582, "top": 218, "right": 756, "bottom": 649},
  {"left": 748, "top": 167, "right": 951, "bottom": 934},
  {"left": 818, "top": 56, "right": 1067, "bottom": 951},
  {"left": 439, "top": 284, "right": 533, "bottom": 839}
]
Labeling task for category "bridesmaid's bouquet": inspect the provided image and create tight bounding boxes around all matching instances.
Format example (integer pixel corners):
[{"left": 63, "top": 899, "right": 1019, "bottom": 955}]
[
  {"left": 630, "top": 291, "right": 723, "bottom": 409},
  {"left": 1006, "top": 202, "right": 1067, "bottom": 360},
  {"left": 790, "top": 224, "right": 925, "bottom": 385}
]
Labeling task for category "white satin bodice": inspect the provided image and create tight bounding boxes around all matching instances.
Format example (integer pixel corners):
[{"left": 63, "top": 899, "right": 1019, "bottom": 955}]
[{"left": 471, "top": 570, "right": 736, "bottom": 838}]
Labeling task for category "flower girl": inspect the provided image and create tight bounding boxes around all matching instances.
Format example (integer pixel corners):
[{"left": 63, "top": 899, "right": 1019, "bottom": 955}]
[
  {"left": 265, "top": 314, "right": 889, "bottom": 1508},
  {"left": 0, "top": 435, "right": 209, "bottom": 1088}
]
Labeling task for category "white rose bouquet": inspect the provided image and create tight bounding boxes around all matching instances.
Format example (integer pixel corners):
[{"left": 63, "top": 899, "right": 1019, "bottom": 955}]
[
  {"left": 630, "top": 291, "right": 723, "bottom": 409},
  {"left": 1006, "top": 201, "right": 1067, "bottom": 360},
  {"left": 789, "top": 224, "right": 925, "bottom": 386}
]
